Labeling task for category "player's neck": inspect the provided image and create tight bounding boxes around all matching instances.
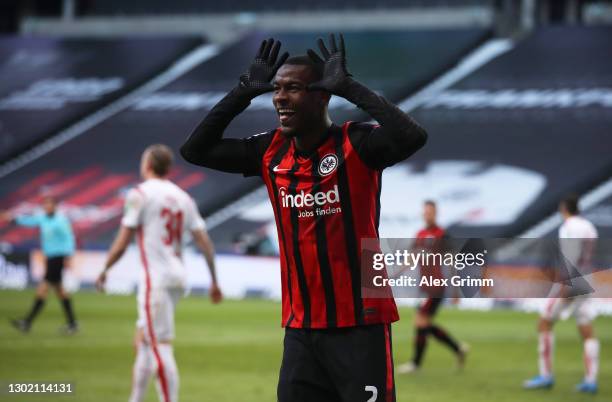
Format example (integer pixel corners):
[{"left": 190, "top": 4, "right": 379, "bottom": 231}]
[
  {"left": 563, "top": 213, "right": 577, "bottom": 221},
  {"left": 143, "top": 172, "right": 165, "bottom": 181},
  {"left": 293, "top": 118, "right": 333, "bottom": 154}
]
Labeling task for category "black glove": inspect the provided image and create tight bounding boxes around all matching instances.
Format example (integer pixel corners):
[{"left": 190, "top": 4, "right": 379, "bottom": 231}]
[
  {"left": 239, "top": 38, "right": 289, "bottom": 98},
  {"left": 307, "top": 33, "right": 352, "bottom": 96}
]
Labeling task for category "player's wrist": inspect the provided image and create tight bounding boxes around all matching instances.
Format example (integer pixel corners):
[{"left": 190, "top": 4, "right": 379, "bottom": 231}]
[
  {"left": 334, "top": 76, "right": 358, "bottom": 98},
  {"left": 337, "top": 77, "right": 370, "bottom": 100},
  {"left": 229, "top": 85, "right": 257, "bottom": 102},
  {"left": 236, "top": 82, "right": 269, "bottom": 99}
]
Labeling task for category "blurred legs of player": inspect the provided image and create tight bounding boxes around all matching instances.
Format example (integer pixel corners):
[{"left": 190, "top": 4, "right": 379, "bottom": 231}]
[
  {"left": 11, "top": 256, "right": 78, "bottom": 333},
  {"left": 523, "top": 297, "right": 599, "bottom": 393},
  {"left": 129, "top": 287, "right": 182, "bottom": 402},
  {"left": 397, "top": 298, "right": 467, "bottom": 374}
]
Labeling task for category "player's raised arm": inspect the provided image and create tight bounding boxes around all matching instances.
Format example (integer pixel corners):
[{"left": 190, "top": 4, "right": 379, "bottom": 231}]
[
  {"left": 180, "top": 38, "right": 289, "bottom": 173},
  {"left": 307, "top": 33, "right": 428, "bottom": 169},
  {"left": 11, "top": 213, "right": 42, "bottom": 227}
]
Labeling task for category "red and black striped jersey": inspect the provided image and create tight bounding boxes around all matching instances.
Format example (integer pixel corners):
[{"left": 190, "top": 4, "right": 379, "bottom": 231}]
[
  {"left": 245, "top": 122, "right": 400, "bottom": 328},
  {"left": 415, "top": 225, "right": 446, "bottom": 297},
  {"left": 415, "top": 226, "right": 445, "bottom": 247}
]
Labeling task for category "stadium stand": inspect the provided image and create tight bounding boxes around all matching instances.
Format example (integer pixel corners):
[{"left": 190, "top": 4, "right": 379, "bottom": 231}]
[
  {"left": 580, "top": 190, "right": 612, "bottom": 238},
  {"left": 0, "top": 36, "right": 203, "bottom": 163},
  {"left": 82, "top": 0, "right": 495, "bottom": 15},
  {"left": 409, "top": 25, "right": 612, "bottom": 238},
  {"left": 0, "top": 28, "right": 490, "bottom": 249},
  {"left": 521, "top": 178, "right": 612, "bottom": 239}
]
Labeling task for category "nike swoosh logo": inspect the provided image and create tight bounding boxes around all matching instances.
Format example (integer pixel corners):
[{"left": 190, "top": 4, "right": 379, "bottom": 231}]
[{"left": 273, "top": 165, "right": 289, "bottom": 172}]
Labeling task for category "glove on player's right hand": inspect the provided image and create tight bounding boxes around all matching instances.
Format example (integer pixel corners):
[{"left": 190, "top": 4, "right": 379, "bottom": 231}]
[
  {"left": 239, "top": 38, "right": 289, "bottom": 98},
  {"left": 306, "top": 33, "right": 352, "bottom": 97}
]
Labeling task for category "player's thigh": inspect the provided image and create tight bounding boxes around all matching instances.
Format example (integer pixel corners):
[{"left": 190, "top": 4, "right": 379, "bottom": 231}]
[
  {"left": 317, "top": 324, "right": 395, "bottom": 402},
  {"left": 136, "top": 289, "right": 147, "bottom": 335},
  {"left": 44, "top": 256, "right": 64, "bottom": 285},
  {"left": 541, "top": 298, "right": 567, "bottom": 322},
  {"left": 573, "top": 296, "right": 596, "bottom": 327},
  {"left": 137, "top": 287, "right": 178, "bottom": 343},
  {"left": 277, "top": 328, "right": 338, "bottom": 402},
  {"left": 154, "top": 288, "right": 182, "bottom": 342}
]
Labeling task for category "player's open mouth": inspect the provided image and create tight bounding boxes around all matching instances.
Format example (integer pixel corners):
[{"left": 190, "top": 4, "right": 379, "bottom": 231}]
[{"left": 277, "top": 109, "right": 296, "bottom": 124}]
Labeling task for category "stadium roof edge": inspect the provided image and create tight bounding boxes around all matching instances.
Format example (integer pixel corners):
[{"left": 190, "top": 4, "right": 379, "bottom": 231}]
[{"left": 21, "top": 7, "right": 493, "bottom": 44}]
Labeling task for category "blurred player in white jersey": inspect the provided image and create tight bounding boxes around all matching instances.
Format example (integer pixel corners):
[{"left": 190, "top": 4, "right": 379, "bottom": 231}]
[
  {"left": 96, "top": 144, "right": 222, "bottom": 402},
  {"left": 524, "top": 194, "right": 599, "bottom": 394}
]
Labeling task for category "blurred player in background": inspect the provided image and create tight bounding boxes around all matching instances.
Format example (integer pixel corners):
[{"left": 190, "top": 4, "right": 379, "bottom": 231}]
[
  {"left": 397, "top": 200, "right": 466, "bottom": 374},
  {"left": 2, "top": 195, "right": 78, "bottom": 334},
  {"left": 181, "top": 34, "right": 427, "bottom": 402},
  {"left": 95, "top": 144, "right": 222, "bottom": 402},
  {"left": 524, "top": 194, "right": 599, "bottom": 393}
]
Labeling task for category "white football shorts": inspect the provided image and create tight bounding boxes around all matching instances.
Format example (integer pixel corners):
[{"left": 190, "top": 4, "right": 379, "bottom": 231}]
[
  {"left": 137, "top": 286, "right": 184, "bottom": 342},
  {"left": 541, "top": 296, "right": 596, "bottom": 325}
]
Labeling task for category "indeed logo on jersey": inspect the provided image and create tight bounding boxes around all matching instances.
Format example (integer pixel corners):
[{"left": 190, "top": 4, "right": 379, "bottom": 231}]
[{"left": 279, "top": 185, "right": 342, "bottom": 218}]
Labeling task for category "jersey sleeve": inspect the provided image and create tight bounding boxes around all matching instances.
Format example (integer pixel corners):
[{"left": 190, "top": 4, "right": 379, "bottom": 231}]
[
  {"left": 186, "top": 197, "right": 206, "bottom": 232},
  {"left": 348, "top": 122, "right": 424, "bottom": 170},
  {"left": 243, "top": 131, "right": 275, "bottom": 177},
  {"left": 558, "top": 225, "right": 565, "bottom": 239},
  {"left": 121, "top": 189, "right": 145, "bottom": 228},
  {"left": 14, "top": 214, "right": 42, "bottom": 227}
]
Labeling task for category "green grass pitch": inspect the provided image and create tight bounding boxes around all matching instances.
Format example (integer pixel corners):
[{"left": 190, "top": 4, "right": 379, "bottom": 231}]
[{"left": 0, "top": 290, "right": 610, "bottom": 402}]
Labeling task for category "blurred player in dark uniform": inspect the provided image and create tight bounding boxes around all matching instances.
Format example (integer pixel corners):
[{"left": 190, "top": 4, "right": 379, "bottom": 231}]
[
  {"left": 2, "top": 195, "right": 78, "bottom": 334},
  {"left": 397, "top": 200, "right": 466, "bottom": 374},
  {"left": 181, "top": 34, "right": 427, "bottom": 402}
]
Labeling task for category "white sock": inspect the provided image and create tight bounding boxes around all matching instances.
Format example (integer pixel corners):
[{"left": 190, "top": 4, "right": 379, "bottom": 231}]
[
  {"left": 584, "top": 338, "right": 600, "bottom": 384},
  {"left": 538, "top": 332, "right": 554, "bottom": 378},
  {"left": 152, "top": 343, "right": 179, "bottom": 402},
  {"left": 129, "top": 343, "right": 154, "bottom": 402}
]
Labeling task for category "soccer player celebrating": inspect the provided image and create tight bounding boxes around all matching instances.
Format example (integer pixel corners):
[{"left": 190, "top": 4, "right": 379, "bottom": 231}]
[
  {"left": 524, "top": 195, "right": 599, "bottom": 394},
  {"left": 397, "top": 200, "right": 466, "bottom": 374},
  {"left": 96, "top": 145, "right": 222, "bottom": 402},
  {"left": 181, "top": 34, "right": 427, "bottom": 401},
  {"left": 2, "top": 195, "right": 78, "bottom": 334}
]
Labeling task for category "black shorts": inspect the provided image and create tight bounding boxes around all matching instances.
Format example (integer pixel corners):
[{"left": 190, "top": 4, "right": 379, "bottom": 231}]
[
  {"left": 45, "top": 256, "right": 66, "bottom": 284},
  {"left": 418, "top": 297, "right": 444, "bottom": 317},
  {"left": 278, "top": 324, "right": 395, "bottom": 402}
]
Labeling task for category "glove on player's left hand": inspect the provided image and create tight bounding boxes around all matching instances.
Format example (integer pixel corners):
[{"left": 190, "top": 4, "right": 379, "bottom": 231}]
[{"left": 307, "top": 33, "right": 353, "bottom": 97}]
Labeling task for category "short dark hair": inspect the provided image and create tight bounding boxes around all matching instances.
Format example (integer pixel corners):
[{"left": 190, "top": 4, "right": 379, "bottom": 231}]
[
  {"left": 283, "top": 55, "right": 323, "bottom": 81},
  {"left": 560, "top": 194, "right": 579, "bottom": 215},
  {"left": 146, "top": 144, "right": 174, "bottom": 177},
  {"left": 424, "top": 200, "right": 436, "bottom": 208}
]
